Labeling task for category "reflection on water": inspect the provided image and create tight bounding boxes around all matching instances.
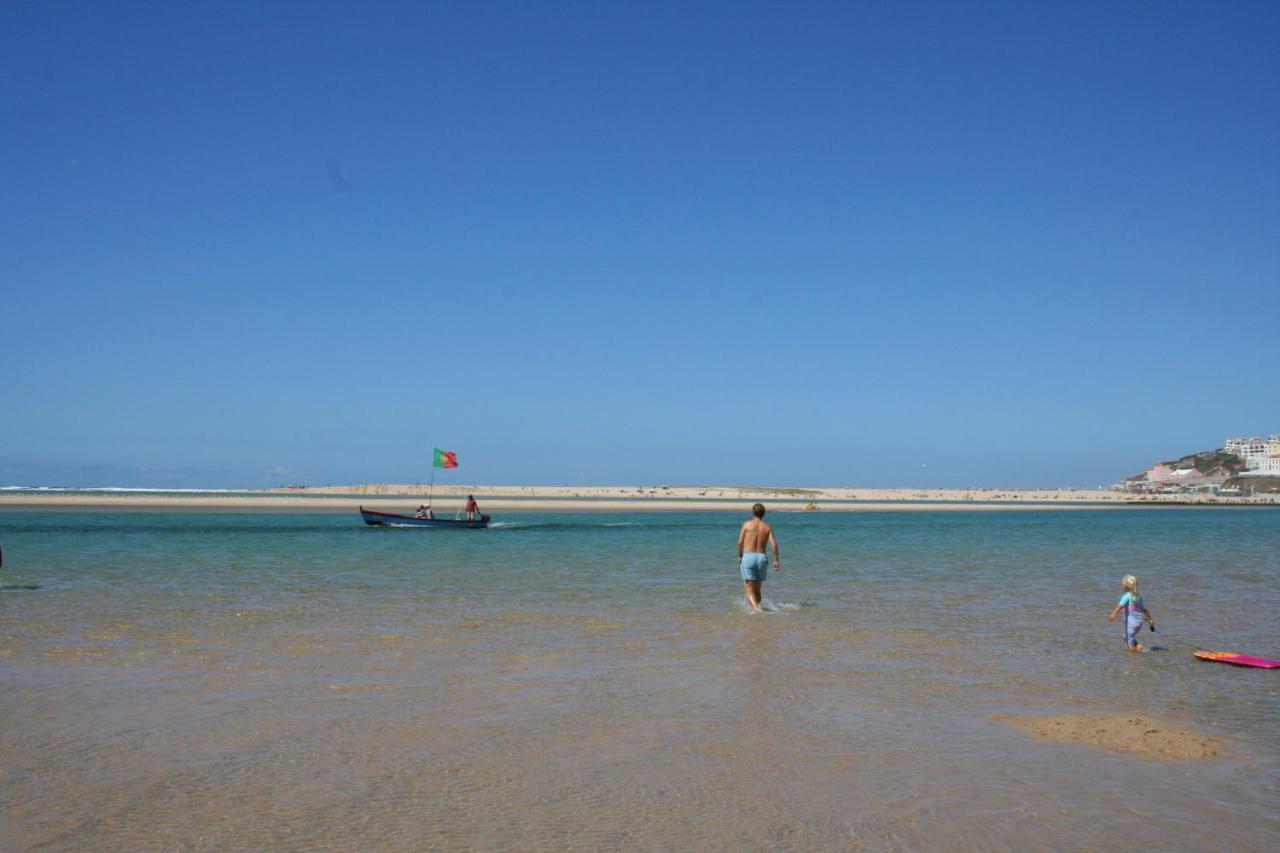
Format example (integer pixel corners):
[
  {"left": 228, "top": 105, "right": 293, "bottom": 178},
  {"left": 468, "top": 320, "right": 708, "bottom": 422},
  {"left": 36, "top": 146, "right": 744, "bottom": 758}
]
[{"left": 1, "top": 509, "right": 1278, "bottom": 849}]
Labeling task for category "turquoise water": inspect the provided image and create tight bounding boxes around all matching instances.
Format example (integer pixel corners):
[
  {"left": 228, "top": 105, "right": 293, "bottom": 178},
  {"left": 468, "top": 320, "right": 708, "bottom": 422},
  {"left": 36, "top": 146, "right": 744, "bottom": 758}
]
[{"left": 3, "top": 508, "right": 1278, "bottom": 849}]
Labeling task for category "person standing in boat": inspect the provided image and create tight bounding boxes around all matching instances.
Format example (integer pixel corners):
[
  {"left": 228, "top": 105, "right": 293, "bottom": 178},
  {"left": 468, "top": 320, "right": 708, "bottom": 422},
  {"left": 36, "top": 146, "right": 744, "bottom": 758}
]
[
  {"left": 464, "top": 495, "right": 479, "bottom": 520},
  {"left": 415, "top": 505, "right": 433, "bottom": 519},
  {"left": 737, "top": 503, "right": 780, "bottom": 612}
]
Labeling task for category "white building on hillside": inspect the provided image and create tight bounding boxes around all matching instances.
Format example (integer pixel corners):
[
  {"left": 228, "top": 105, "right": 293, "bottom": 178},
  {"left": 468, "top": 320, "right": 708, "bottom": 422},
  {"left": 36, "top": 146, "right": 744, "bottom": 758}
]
[
  {"left": 1249, "top": 455, "right": 1280, "bottom": 476},
  {"left": 1226, "top": 437, "right": 1269, "bottom": 469}
]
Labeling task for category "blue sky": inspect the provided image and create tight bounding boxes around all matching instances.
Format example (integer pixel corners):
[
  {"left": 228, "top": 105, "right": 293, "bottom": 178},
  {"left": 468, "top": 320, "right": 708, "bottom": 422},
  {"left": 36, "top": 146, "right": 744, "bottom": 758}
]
[{"left": 2, "top": 1, "right": 1277, "bottom": 489}]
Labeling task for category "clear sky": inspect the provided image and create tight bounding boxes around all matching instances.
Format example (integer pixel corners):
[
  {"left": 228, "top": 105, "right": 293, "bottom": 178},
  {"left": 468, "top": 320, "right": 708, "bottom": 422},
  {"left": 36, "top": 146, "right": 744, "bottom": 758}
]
[{"left": 3, "top": 1, "right": 1277, "bottom": 489}]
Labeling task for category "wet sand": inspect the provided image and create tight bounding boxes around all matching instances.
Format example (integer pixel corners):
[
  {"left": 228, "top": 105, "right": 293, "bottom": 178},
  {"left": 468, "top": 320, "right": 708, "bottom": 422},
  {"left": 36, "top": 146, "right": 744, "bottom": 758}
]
[
  {"left": 994, "top": 713, "right": 1227, "bottom": 760},
  {"left": 3, "top": 508, "right": 1277, "bottom": 849}
]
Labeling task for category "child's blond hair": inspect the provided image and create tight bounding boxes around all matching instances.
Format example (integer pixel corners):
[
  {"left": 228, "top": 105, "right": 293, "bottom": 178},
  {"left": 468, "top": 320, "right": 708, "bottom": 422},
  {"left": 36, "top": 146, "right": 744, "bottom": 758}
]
[{"left": 1122, "top": 574, "right": 1139, "bottom": 595}]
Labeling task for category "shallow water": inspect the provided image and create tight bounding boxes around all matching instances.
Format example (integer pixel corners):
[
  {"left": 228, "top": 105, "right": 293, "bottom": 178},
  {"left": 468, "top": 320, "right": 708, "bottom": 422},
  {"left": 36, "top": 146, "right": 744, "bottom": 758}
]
[{"left": 2, "top": 508, "right": 1278, "bottom": 849}]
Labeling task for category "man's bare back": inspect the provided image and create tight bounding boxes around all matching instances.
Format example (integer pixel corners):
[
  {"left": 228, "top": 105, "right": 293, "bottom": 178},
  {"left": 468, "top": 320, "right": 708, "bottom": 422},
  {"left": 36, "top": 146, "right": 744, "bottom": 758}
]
[{"left": 739, "top": 518, "right": 774, "bottom": 553}]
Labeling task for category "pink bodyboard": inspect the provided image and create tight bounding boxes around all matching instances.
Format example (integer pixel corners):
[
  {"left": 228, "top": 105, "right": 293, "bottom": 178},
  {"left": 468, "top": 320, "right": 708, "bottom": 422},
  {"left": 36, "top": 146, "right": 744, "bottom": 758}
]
[{"left": 1194, "top": 650, "right": 1280, "bottom": 669}]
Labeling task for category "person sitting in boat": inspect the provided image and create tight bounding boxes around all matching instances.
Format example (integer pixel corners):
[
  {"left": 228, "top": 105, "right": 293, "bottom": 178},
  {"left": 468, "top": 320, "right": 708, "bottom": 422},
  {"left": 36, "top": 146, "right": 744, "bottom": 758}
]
[
  {"left": 415, "top": 504, "right": 434, "bottom": 519},
  {"left": 464, "top": 495, "right": 479, "bottom": 520}
]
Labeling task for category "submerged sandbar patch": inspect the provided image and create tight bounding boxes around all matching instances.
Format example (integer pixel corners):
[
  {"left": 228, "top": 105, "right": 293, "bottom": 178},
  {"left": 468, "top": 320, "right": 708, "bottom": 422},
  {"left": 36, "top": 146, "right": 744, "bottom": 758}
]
[{"left": 993, "top": 713, "right": 1225, "bottom": 761}]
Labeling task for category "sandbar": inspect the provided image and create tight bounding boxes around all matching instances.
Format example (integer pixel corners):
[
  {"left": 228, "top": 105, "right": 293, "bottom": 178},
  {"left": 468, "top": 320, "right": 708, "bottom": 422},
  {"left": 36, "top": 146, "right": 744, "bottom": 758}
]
[
  {"left": 1, "top": 483, "right": 1275, "bottom": 512},
  {"left": 994, "top": 713, "right": 1226, "bottom": 761}
]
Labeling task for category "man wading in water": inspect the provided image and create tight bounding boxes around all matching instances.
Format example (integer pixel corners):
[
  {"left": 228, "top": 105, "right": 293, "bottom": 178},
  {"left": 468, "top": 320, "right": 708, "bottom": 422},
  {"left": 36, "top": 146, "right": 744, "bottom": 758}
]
[{"left": 737, "top": 503, "right": 780, "bottom": 611}]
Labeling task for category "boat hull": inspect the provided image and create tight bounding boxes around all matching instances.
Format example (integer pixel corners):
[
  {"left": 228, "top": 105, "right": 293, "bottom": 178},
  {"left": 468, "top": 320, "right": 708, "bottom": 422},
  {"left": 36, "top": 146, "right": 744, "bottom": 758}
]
[{"left": 359, "top": 506, "right": 490, "bottom": 529}]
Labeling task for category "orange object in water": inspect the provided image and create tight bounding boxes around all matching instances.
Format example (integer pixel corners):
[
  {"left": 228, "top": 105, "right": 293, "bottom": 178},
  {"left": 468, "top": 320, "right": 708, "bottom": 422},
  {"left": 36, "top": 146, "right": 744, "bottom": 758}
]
[{"left": 1194, "top": 650, "right": 1280, "bottom": 669}]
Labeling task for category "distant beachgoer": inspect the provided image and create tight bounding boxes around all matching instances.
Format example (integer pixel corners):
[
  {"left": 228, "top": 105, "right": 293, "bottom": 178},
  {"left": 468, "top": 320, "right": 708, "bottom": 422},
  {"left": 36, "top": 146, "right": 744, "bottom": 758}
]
[
  {"left": 1108, "top": 574, "right": 1155, "bottom": 651},
  {"left": 464, "top": 495, "right": 479, "bottom": 520},
  {"left": 737, "top": 503, "right": 780, "bottom": 612},
  {"left": 415, "top": 505, "right": 433, "bottom": 519}
]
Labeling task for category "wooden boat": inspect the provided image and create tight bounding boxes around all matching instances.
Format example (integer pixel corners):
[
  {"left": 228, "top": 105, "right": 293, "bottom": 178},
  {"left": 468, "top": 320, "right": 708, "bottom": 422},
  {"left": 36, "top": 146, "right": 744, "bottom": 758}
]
[{"left": 359, "top": 506, "right": 490, "bottom": 529}]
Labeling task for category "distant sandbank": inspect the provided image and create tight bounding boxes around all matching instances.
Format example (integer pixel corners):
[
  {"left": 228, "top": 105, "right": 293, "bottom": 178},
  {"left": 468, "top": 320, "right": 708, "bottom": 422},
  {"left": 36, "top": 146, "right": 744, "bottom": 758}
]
[{"left": 2, "top": 484, "right": 1275, "bottom": 512}]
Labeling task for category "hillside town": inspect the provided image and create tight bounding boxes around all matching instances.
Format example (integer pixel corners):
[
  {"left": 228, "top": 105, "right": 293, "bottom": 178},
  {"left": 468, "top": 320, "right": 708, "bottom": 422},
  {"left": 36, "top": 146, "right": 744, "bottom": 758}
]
[{"left": 1120, "top": 435, "right": 1280, "bottom": 496}]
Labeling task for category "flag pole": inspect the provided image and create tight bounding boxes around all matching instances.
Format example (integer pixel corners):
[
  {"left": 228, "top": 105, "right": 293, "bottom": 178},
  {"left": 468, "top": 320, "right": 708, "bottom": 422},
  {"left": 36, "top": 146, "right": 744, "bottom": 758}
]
[{"left": 429, "top": 457, "right": 436, "bottom": 507}]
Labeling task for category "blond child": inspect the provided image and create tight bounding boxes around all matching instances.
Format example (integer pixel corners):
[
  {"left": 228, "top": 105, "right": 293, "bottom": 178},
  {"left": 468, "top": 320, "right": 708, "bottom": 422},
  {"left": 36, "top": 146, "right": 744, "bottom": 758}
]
[{"left": 1108, "top": 574, "right": 1155, "bottom": 651}]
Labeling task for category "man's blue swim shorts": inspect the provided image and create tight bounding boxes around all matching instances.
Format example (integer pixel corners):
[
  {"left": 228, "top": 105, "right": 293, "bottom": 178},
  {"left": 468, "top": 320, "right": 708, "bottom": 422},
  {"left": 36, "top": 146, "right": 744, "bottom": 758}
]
[{"left": 740, "top": 552, "right": 769, "bottom": 582}]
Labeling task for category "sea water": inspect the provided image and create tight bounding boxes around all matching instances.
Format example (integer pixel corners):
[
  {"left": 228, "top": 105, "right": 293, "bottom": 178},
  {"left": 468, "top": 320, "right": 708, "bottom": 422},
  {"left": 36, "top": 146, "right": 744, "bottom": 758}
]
[{"left": 2, "top": 508, "right": 1278, "bottom": 849}]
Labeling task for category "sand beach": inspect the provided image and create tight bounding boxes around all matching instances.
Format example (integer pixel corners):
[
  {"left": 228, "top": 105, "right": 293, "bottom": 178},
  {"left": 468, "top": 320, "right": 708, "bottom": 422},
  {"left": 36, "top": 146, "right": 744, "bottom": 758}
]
[{"left": 3, "top": 483, "right": 1275, "bottom": 513}]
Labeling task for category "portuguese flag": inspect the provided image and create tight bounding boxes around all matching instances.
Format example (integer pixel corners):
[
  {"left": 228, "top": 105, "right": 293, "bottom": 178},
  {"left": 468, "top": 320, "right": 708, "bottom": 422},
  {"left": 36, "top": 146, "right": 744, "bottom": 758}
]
[{"left": 433, "top": 449, "right": 458, "bottom": 469}]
